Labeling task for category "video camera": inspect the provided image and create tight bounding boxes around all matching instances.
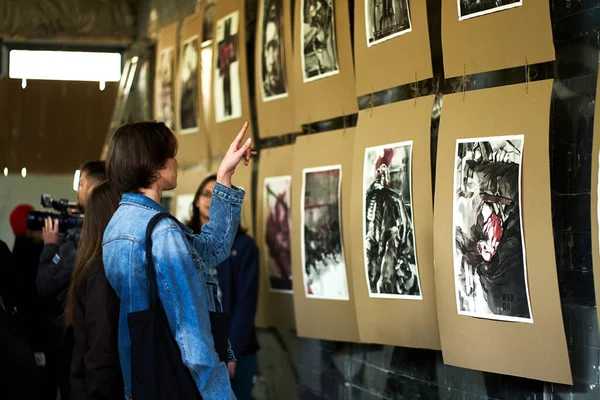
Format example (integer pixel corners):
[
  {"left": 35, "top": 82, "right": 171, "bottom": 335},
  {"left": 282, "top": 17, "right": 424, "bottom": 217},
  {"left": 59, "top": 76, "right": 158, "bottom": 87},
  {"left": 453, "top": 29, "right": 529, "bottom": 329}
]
[{"left": 27, "top": 194, "right": 83, "bottom": 233}]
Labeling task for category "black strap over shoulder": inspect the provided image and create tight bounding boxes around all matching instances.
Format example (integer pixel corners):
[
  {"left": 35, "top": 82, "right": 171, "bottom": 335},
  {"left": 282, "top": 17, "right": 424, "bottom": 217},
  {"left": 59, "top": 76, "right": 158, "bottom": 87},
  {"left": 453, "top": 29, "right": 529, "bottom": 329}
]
[{"left": 145, "top": 212, "right": 177, "bottom": 310}]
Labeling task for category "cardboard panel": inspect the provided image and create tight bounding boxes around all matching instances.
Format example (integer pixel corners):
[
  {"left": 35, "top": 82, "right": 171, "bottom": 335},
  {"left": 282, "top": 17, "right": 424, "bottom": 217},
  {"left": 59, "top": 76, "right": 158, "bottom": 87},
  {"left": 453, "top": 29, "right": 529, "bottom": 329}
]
[
  {"left": 433, "top": 80, "right": 571, "bottom": 384},
  {"left": 350, "top": 97, "right": 440, "bottom": 349},
  {"left": 291, "top": 129, "right": 360, "bottom": 342},
  {"left": 155, "top": 23, "right": 178, "bottom": 130},
  {"left": 442, "top": 0, "right": 554, "bottom": 78},
  {"left": 176, "top": 11, "right": 210, "bottom": 167},
  {"left": 255, "top": 0, "right": 301, "bottom": 137},
  {"left": 256, "top": 145, "right": 296, "bottom": 329},
  {"left": 210, "top": 0, "right": 253, "bottom": 156},
  {"left": 354, "top": 0, "right": 432, "bottom": 96},
  {"left": 293, "top": 0, "right": 357, "bottom": 126},
  {"left": 592, "top": 71, "right": 600, "bottom": 330}
]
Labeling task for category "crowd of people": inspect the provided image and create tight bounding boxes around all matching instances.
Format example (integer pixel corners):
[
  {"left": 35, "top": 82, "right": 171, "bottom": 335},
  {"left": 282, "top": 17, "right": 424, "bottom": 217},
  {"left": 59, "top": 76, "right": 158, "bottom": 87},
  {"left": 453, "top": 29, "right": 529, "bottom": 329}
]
[{"left": 0, "top": 121, "right": 259, "bottom": 400}]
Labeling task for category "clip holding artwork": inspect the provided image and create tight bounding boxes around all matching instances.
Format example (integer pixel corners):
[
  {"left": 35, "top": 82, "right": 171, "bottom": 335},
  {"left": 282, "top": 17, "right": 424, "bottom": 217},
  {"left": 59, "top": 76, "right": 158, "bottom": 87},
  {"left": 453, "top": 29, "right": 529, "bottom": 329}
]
[
  {"left": 453, "top": 135, "right": 532, "bottom": 323},
  {"left": 156, "top": 46, "right": 175, "bottom": 129},
  {"left": 263, "top": 176, "right": 293, "bottom": 293},
  {"left": 259, "top": 0, "right": 289, "bottom": 102},
  {"left": 365, "top": 0, "right": 412, "bottom": 47},
  {"left": 363, "top": 141, "right": 422, "bottom": 299},
  {"left": 301, "top": 0, "right": 340, "bottom": 83},
  {"left": 214, "top": 11, "right": 242, "bottom": 122},
  {"left": 179, "top": 36, "right": 200, "bottom": 134},
  {"left": 301, "top": 165, "right": 350, "bottom": 300},
  {"left": 458, "top": 0, "right": 522, "bottom": 21}
]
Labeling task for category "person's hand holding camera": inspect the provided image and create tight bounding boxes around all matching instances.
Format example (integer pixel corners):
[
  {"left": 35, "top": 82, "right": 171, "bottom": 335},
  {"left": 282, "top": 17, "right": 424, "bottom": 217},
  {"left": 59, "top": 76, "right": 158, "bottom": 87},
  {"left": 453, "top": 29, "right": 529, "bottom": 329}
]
[
  {"left": 217, "top": 121, "right": 256, "bottom": 188},
  {"left": 42, "top": 217, "right": 60, "bottom": 245}
]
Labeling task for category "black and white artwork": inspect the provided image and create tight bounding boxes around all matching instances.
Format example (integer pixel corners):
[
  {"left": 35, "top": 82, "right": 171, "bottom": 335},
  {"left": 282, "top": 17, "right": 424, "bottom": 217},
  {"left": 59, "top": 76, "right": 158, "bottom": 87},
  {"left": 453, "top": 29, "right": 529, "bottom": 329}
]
[
  {"left": 264, "top": 176, "right": 293, "bottom": 293},
  {"left": 179, "top": 36, "right": 199, "bottom": 134},
  {"left": 301, "top": 165, "right": 349, "bottom": 300},
  {"left": 259, "top": 0, "right": 288, "bottom": 101},
  {"left": 363, "top": 142, "right": 422, "bottom": 299},
  {"left": 365, "top": 0, "right": 412, "bottom": 47},
  {"left": 214, "top": 11, "right": 242, "bottom": 123},
  {"left": 458, "top": 0, "right": 521, "bottom": 21},
  {"left": 301, "top": 0, "right": 340, "bottom": 83},
  {"left": 156, "top": 46, "right": 175, "bottom": 129},
  {"left": 453, "top": 135, "right": 532, "bottom": 322}
]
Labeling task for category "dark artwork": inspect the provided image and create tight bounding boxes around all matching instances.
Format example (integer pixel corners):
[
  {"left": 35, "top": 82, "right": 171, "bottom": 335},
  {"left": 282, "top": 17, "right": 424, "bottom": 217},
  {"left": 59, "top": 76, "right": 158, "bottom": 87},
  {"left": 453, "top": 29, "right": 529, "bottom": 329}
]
[
  {"left": 179, "top": 37, "right": 199, "bottom": 132},
  {"left": 156, "top": 47, "right": 174, "bottom": 129},
  {"left": 302, "top": 166, "right": 349, "bottom": 299},
  {"left": 365, "top": 0, "right": 412, "bottom": 47},
  {"left": 301, "top": 0, "right": 340, "bottom": 82},
  {"left": 264, "top": 176, "right": 293, "bottom": 292},
  {"left": 216, "top": 11, "right": 240, "bottom": 122},
  {"left": 363, "top": 143, "right": 421, "bottom": 298},
  {"left": 260, "top": 0, "right": 288, "bottom": 100},
  {"left": 453, "top": 136, "right": 531, "bottom": 322},
  {"left": 458, "top": 0, "right": 521, "bottom": 20}
]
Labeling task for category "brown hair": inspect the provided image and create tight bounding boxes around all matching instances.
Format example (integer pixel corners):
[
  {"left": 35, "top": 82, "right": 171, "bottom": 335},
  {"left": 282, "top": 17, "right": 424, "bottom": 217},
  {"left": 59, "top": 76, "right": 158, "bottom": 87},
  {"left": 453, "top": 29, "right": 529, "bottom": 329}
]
[
  {"left": 106, "top": 122, "right": 178, "bottom": 194},
  {"left": 80, "top": 160, "right": 106, "bottom": 184},
  {"left": 65, "top": 181, "right": 121, "bottom": 325},
  {"left": 186, "top": 174, "right": 246, "bottom": 235}
]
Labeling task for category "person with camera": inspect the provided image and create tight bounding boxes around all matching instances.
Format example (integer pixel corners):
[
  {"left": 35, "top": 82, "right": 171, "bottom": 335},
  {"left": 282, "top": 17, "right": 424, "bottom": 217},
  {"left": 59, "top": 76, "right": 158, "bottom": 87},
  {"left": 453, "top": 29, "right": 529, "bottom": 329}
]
[
  {"left": 36, "top": 160, "right": 106, "bottom": 400},
  {"left": 103, "top": 120, "right": 254, "bottom": 399}
]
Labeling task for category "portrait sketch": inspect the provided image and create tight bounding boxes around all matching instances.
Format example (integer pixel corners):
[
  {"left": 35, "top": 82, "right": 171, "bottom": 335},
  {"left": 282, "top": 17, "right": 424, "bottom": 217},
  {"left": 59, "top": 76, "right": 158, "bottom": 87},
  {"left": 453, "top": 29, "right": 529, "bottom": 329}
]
[
  {"left": 301, "top": 0, "right": 340, "bottom": 83},
  {"left": 156, "top": 46, "right": 175, "bottom": 129},
  {"left": 179, "top": 36, "right": 200, "bottom": 133},
  {"left": 458, "top": 0, "right": 521, "bottom": 21},
  {"left": 259, "top": 0, "right": 288, "bottom": 101},
  {"left": 301, "top": 165, "right": 349, "bottom": 300},
  {"left": 214, "top": 11, "right": 242, "bottom": 123},
  {"left": 363, "top": 142, "right": 422, "bottom": 299},
  {"left": 263, "top": 176, "right": 293, "bottom": 293},
  {"left": 453, "top": 135, "right": 532, "bottom": 322},
  {"left": 365, "top": 0, "right": 412, "bottom": 47}
]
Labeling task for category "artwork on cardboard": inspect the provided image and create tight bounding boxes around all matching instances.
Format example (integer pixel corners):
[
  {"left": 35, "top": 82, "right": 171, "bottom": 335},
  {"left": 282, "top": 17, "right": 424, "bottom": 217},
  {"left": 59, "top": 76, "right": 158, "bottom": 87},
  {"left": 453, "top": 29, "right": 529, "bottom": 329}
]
[
  {"left": 214, "top": 11, "right": 242, "bottom": 123},
  {"left": 259, "top": 0, "right": 288, "bottom": 101},
  {"left": 458, "top": 0, "right": 521, "bottom": 21},
  {"left": 365, "top": 0, "right": 412, "bottom": 47},
  {"left": 179, "top": 36, "right": 200, "bottom": 134},
  {"left": 453, "top": 135, "right": 532, "bottom": 322},
  {"left": 263, "top": 176, "right": 293, "bottom": 293},
  {"left": 156, "top": 46, "right": 175, "bottom": 129},
  {"left": 301, "top": 165, "right": 349, "bottom": 300},
  {"left": 301, "top": 0, "right": 340, "bottom": 83},
  {"left": 363, "top": 142, "right": 422, "bottom": 299}
]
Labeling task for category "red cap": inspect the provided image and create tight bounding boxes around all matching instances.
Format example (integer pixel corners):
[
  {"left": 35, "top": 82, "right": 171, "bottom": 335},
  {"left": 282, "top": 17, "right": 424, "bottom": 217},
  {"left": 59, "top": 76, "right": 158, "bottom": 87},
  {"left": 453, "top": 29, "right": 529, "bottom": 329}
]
[{"left": 10, "top": 204, "right": 33, "bottom": 237}]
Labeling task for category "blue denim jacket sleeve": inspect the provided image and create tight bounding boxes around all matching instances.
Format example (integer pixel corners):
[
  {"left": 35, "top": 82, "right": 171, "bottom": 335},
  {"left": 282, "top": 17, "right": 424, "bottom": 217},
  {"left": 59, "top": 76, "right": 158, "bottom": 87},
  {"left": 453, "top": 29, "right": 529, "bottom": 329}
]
[
  {"left": 152, "top": 226, "right": 235, "bottom": 399},
  {"left": 193, "top": 182, "right": 245, "bottom": 268}
]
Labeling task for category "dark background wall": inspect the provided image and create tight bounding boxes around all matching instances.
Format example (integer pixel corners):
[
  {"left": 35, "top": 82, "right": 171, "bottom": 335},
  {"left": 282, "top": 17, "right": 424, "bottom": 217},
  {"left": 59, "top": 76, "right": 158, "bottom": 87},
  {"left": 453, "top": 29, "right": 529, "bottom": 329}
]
[{"left": 139, "top": 0, "right": 600, "bottom": 398}]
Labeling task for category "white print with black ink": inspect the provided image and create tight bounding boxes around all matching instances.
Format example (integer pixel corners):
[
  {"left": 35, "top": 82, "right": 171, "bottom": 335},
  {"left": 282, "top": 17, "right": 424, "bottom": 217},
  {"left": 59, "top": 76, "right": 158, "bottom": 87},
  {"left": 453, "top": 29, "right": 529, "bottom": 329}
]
[
  {"left": 301, "top": 0, "right": 340, "bottom": 82},
  {"left": 458, "top": 0, "right": 522, "bottom": 21},
  {"left": 215, "top": 11, "right": 242, "bottom": 122},
  {"left": 179, "top": 36, "right": 200, "bottom": 134},
  {"left": 259, "top": 0, "right": 289, "bottom": 101},
  {"left": 156, "top": 47, "right": 175, "bottom": 129},
  {"left": 365, "top": 0, "right": 412, "bottom": 47}
]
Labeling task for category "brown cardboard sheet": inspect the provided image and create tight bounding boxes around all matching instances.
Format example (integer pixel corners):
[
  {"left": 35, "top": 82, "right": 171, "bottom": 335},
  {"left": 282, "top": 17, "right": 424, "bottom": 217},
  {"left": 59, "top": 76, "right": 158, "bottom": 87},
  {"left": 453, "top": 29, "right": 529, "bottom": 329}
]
[
  {"left": 293, "top": 0, "right": 357, "bottom": 126},
  {"left": 176, "top": 11, "right": 210, "bottom": 167},
  {"left": 291, "top": 129, "right": 360, "bottom": 342},
  {"left": 209, "top": 0, "right": 253, "bottom": 156},
  {"left": 433, "top": 80, "right": 571, "bottom": 384},
  {"left": 592, "top": 71, "right": 600, "bottom": 330},
  {"left": 255, "top": 145, "right": 296, "bottom": 329},
  {"left": 354, "top": 0, "right": 432, "bottom": 97},
  {"left": 254, "top": 0, "right": 300, "bottom": 137},
  {"left": 350, "top": 96, "right": 440, "bottom": 349},
  {"left": 155, "top": 23, "right": 178, "bottom": 127},
  {"left": 442, "top": 0, "right": 554, "bottom": 78}
]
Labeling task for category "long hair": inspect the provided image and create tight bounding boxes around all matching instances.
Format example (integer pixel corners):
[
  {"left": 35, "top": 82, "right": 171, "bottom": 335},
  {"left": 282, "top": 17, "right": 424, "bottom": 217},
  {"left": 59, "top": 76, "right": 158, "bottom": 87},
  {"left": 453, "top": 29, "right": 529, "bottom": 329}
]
[
  {"left": 186, "top": 174, "right": 246, "bottom": 235},
  {"left": 65, "top": 181, "right": 121, "bottom": 325}
]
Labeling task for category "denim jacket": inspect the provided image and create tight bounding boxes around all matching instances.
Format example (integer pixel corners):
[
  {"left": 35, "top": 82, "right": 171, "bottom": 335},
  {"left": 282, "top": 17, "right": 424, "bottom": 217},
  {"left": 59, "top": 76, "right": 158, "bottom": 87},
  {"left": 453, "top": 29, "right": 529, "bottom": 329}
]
[{"left": 102, "top": 183, "right": 243, "bottom": 399}]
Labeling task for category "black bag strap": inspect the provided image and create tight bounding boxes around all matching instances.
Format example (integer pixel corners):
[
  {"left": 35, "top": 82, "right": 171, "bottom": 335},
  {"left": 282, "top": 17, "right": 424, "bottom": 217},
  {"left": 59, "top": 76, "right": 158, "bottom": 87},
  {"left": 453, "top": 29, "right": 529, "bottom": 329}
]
[{"left": 145, "top": 212, "right": 178, "bottom": 310}]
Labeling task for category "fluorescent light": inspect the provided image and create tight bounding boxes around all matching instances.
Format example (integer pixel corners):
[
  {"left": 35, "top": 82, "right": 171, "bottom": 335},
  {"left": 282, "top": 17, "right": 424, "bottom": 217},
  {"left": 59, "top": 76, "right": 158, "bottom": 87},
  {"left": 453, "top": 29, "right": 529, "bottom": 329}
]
[
  {"left": 99, "top": 81, "right": 106, "bottom": 91},
  {"left": 73, "top": 170, "right": 81, "bottom": 191},
  {"left": 21, "top": 79, "right": 27, "bottom": 89},
  {"left": 9, "top": 50, "right": 121, "bottom": 82},
  {"left": 3, "top": 167, "right": 7, "bottom": 177},
  {"left": 21, "top": 168, "right": 26, "bottom": 178}
]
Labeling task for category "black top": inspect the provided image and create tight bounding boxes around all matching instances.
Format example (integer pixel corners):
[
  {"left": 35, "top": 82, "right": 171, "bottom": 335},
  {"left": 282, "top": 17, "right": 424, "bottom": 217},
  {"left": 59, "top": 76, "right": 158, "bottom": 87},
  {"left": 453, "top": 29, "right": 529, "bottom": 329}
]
[{"left": 70, "top": 258, "right": 123, "bottom": 400}]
